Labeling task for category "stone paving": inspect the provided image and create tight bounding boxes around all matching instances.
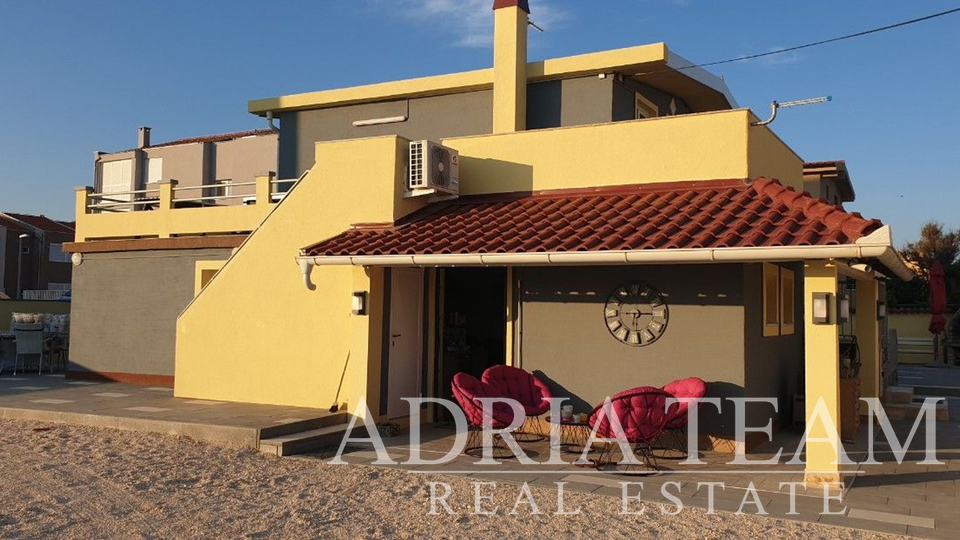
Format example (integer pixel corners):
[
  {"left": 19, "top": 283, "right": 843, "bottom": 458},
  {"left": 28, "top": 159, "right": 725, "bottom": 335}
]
[{"left": 0, "top": 373, "right": 332, "bottom": 447}]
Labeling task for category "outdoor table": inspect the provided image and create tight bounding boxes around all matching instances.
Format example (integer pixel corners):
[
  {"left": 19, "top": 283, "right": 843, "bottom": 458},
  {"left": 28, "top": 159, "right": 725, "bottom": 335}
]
[{"left": 545, "top": 414, "right": 594, "bottom": 456}]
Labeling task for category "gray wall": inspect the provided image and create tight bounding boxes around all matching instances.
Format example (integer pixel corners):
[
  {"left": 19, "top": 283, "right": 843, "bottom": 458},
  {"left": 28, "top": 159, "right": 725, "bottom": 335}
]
[
  {"left": 278, "top": 90, "right": 493, "bottom": 178},
  {"left": 526, "top": 76, "right": 614, "bottom": 130},
  {"left": 742, "top": 262, "right": 805, "bottom": 428},
  {"left": 613, "top": 79, "right": 693, "bottom": 121},
  {"left": 518, "top": 264, "right": 747, "bottom": 435},
  {"left": 68, "top": 248, "right": 232, "bottom": 377},
  {"left": 145, "top": 143, "right": 205, "bottom": 189},
  {"left": 212, "top": 132, "right": 279, "bottom": 198}
]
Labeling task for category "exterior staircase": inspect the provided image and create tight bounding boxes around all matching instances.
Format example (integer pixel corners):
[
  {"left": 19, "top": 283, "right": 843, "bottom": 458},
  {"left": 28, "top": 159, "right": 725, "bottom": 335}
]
[
  {"left": 883, "top": 385, "right": 950, "bottom": 422},
  {"left": 258, "top": 412, "right": 359, "bottom": 456}
]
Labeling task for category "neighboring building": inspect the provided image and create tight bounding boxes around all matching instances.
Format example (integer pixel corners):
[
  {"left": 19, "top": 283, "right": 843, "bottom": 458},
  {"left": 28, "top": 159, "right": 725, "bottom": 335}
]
[
  {"left": 66, "top": 0, "right": 912, "bottom": 487},
  {"left": 803, "top": 160, "right": 855, "bottom": 207},
  {"left": 0, "top": 212, "right": 74, "bottom": 298},
  {"left": 66, "top": 127, "right": 280, "bottom": 385},
  {"left": 94, "top": 127, "right": 278, "bottom": 207}
]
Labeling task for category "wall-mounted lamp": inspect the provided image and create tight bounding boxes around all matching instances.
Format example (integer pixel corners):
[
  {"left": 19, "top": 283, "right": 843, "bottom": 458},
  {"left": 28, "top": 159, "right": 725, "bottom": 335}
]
[
  {"left": 812, "top": 292, "right": 833, "bottom": 325},
  {"left": 351, "top": 291, "right": 368, "bottom": 316},
  {"left": 877, "top": 300, "right": 887, "bottom": 320},
  {"left": 838, "top": 295, "right": 851, "bottom": 324}
]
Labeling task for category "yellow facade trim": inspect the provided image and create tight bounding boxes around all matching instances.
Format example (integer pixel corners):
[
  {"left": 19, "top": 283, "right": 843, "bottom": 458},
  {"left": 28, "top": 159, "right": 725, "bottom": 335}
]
[{"left": 248, "top": 44, "right": 670, "bottom": 115}]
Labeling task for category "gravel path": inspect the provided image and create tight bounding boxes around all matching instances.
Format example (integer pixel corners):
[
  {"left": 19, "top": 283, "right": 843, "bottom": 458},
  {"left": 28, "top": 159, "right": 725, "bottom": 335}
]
[{"left": 0, "top": 419, "right": 906, "bottom": 539}]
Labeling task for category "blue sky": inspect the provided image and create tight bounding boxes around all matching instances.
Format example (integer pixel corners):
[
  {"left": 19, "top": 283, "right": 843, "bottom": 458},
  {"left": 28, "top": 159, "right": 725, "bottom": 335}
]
[{"left": 0, "top": 0, "right": 958, "bottom": 246}]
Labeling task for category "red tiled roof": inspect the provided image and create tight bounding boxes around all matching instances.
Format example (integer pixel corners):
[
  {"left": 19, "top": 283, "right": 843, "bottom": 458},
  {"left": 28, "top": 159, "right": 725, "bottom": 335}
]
[
  {"left": 0, "top": 215, "right": 27, "bottom": 232},
  {"left": 3, "top": 213, "right": 75, "bottom": 234},
  {"left": 303, "top": 178, "right": 883, "bottom": 257},
  {"left": 149, "top": 129, "right": 276, "bottom": 148}
]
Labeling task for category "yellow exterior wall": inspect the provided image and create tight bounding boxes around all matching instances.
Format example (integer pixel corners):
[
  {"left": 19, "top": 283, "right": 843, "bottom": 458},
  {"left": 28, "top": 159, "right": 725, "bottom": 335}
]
[
  {"left": 74, "top": 175, "right": 277, "bottom": 242},
  {"left": 174, "top": 136, "right": 425, "bottom": 410},
  {"left": 492, "top": 5, "right": 527, "bottom": 133},
  {"left": 194, "top": 261, "right": 226, "bottom": 296},
  {"left": 748, "top": 119, "right": 804, "bottom": 191},
  {"left": 248, "top": 43, "right": 669, "bottom": 115},
  {"left": 803, "top": 261, "right": 842, "bottom": 487},
  {"left": 447, "top": 110, "right": 757, "bottom": 195}
]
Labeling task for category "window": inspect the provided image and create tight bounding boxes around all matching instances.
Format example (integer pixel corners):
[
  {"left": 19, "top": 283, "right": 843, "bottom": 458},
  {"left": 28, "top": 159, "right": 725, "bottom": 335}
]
[
  {"left": 49, "top": 243, "right": 71, "bottom": 263},
  {"left": 100, "top": 159, "right": 132, "bottom": 196},
  {"left": 145, "top": 157, "right": 163, "bottom": 187},
  {"left": 762, "top": 263, "right": 780, "bottom": 336},
  {"left": 763, "top": 263, "right": 796, "bottom": 336},
  {"left": 635, "top": 93, "right": 659, "bottom": 119},
  {"left": 780, "top": 268, "right": 795, "bottom": 335}
]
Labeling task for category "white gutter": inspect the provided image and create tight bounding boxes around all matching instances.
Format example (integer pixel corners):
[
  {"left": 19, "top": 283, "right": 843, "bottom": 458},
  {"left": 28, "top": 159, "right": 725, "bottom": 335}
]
[{"left": 297, "top": 225, "right": 914, "bottom": 285}]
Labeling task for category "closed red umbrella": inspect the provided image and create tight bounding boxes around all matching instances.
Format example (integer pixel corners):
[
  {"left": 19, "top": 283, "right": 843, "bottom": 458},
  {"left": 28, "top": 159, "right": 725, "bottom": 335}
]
[{"left": 929, "top": 260, "right": 947, "bottom": 335}]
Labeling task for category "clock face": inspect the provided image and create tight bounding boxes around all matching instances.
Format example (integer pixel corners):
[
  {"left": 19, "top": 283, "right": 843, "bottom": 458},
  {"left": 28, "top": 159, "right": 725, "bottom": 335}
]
[{"left": 603, "top": 281, "right": 669, "bottom": 347}]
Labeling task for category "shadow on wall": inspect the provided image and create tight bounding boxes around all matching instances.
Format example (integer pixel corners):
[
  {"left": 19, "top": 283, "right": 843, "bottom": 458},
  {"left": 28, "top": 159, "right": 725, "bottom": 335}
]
[{"left": 456, "top": 157, "right": 534, "bottom": 195}]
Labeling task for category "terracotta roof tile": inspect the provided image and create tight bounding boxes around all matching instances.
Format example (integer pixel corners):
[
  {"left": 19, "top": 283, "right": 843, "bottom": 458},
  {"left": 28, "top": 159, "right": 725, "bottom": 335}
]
[
  {"left": 303, "top": 178, "right": 883, "bottom": 258},
  {"left": 149, "top": 129, "right": 276, "bottom": 148}
]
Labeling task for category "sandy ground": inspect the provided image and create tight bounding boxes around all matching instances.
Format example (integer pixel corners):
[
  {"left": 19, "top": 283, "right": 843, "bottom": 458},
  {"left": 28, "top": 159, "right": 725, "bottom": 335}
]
[{"left": 0, "top": 419, "right": 906, "bottom": 539}]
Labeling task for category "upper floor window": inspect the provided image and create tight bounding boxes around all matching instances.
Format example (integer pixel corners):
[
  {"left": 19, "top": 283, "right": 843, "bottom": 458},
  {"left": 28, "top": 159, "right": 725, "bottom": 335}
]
[
  {"left": 145, "top": 157, "right": 163, "bottom": 188},
  {"left": 49, "top": 243, "right": 71, "bottom": 263},
  {"left": 635, "top": 93, "right": 659, "bottom": 119},
  {"left": 100, "top": 159, "right": 132, "bottom": 196}
]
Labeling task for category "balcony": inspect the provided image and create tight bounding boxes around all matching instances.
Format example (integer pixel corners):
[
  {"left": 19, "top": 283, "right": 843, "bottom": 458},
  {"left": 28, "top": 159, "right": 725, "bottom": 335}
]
[{"left": 73, "top": 174, "right": 296, "bottom": 242}]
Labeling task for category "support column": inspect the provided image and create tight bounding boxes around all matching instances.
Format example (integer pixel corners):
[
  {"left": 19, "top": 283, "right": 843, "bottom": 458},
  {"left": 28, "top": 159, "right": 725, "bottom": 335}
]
[
  {"left": 803, "top": 260, "right": 842, "bottom": 487},
  {"left": 856, "top": 278, "right": 881, "bottom": 400}
]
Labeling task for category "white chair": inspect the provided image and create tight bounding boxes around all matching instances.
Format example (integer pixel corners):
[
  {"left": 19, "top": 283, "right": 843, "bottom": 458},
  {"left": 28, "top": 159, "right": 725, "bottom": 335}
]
[{"left": 12, "top": 323, "right": 45, "bottom": 375}]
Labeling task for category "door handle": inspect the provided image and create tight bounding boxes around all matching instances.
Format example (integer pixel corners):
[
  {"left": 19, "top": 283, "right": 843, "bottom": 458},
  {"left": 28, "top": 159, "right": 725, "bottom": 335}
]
[{"left": 392, "top": 334, "right": 402, "bottom": 338}]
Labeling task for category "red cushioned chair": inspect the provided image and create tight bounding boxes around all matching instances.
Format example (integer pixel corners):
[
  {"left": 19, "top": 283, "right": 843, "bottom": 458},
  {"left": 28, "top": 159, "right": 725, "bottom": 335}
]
[
  {"left": 481, "top": 365, "right": 552, "bottom": 441},
  {"left": 587, "top": 386, "right": 674, "bottom": 472},
  {"left": 451, "top": 372, "right": 517, "bottom": 457},
  {"left": 658, "top": 377, "right": 708, "bottom": 459}
]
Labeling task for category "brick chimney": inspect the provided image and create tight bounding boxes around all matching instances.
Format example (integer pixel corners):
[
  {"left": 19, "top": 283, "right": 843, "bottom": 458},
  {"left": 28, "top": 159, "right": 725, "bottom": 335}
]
[
  {"left": 138, "top": 126, "right": 151, "bottom": 148},
  {"left": 492, "top": 0, "right": 529, "bottom": 133}
]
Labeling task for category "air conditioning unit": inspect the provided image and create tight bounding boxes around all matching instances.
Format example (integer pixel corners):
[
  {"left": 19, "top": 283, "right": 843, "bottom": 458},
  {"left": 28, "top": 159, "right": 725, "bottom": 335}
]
[{"left": 407, "top": 140, "right": 459, "bottom": 198}]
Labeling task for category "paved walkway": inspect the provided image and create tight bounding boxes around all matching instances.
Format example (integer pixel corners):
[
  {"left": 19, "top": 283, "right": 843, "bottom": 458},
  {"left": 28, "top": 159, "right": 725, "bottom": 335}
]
[
  {"left": 319, "top": 412, "right": 960, "bottom": 539},
  {"left": 0, "top": 374, "right": 332, "bottom": 447}
]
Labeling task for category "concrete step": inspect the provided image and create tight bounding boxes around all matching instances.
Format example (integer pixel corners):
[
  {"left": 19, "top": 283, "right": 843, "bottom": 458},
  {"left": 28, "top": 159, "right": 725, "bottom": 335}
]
[
  {"left": 882, "top": 399, "right": 950, "bottom": 422},
  {"left": 258, "top": 411, "right": 349, "bottom": 440},
  {"left": 884, "top": 385, "right": 914, "bottom": 404},
  {"left": 259, "top": 423, "right": 364, "bottom": 457}
]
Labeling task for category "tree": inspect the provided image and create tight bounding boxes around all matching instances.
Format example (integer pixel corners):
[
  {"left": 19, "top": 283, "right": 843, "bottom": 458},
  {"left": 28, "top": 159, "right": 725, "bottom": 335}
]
[{"left": 887, "top": 221, "right": 960, "bottom": 307}]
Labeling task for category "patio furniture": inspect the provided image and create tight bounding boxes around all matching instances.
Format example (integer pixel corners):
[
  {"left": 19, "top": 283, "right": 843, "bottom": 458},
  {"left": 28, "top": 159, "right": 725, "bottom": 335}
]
[
  {"left": 588, "top": 386, "right": 674, "bottom": 473},
  {"left": 545, "top": 413, "right": 595, "bottom": 458},
  {"left": 11, "top": 323, "right": 46, "bottom": 375},
  {"left": 481, "top": 365, "right": 552, "bottom": 441},
  {"left": 658, "top": 377, "right": 708, "bottom": 458},
  {"left": 451, "top": 372, "right": 516, "bottom": 458}
]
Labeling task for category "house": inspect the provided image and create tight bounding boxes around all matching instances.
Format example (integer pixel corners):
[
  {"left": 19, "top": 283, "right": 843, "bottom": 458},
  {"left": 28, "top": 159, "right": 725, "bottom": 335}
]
[
  {"left": 94, "top": 127, "right": 278, "bottom": 207},
  {"left": 66, "top": 127, "right": 280, "bottom": 385},
  {"left": 803, "top": 160, "right": 855, "bottom": 207},
  {"left": 66, "top": 0, "right": 911, "bottom": 487},
  {"left": 0, "top": 212, "right": 74, "bottom": 299}
]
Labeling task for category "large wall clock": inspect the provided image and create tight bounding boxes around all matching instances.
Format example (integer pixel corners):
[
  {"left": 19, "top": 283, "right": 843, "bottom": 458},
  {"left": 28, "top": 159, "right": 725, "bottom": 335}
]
[{"left": 604, "top": 281, "right": 669, "bottom": 347}]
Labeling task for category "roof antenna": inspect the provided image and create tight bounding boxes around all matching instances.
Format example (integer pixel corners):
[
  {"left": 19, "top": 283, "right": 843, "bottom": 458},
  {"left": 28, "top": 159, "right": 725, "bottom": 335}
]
[
  {"left": 528, "top": 19, "right": 544, "bottom": 32},
  {"left": 752, "top": 96, "right": 832, "bottom": 126}
]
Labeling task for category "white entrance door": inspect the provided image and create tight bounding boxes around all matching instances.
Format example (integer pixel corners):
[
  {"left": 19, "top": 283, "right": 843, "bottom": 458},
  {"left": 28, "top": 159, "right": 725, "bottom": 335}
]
[{"left": 387, "top": 268, "right": 423, "bottom": 418}]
